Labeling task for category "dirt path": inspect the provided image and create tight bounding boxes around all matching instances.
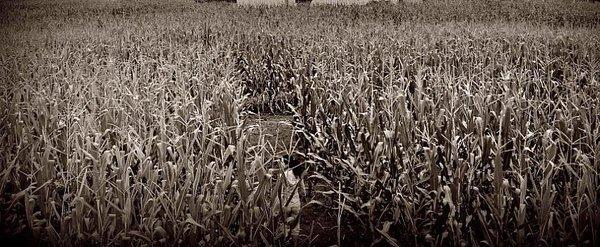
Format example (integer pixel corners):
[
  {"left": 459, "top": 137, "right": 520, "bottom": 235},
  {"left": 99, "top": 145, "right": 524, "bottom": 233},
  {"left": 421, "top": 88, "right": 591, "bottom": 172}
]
[
  {"left": 245, "top": 115, "right": 371, "bottom": 246},
  {"left": 245, "top": 115, "right": 295, "bottom": 154}
]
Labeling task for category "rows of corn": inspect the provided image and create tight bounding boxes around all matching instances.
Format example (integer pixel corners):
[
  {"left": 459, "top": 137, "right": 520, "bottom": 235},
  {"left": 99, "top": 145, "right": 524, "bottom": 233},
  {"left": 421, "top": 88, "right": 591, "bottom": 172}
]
[{"left": 1, "top": 0, "right": 599, "bottom": 246}]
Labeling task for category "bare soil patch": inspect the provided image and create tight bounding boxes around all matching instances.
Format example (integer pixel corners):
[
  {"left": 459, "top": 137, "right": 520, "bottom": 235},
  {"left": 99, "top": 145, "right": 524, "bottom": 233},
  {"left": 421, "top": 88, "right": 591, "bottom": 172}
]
[
  {"left": 246, "top": 114, "right": 371, "bottom": 246},
  {"left": 245, "top": 115, "right": 295, "bottom": 154}
]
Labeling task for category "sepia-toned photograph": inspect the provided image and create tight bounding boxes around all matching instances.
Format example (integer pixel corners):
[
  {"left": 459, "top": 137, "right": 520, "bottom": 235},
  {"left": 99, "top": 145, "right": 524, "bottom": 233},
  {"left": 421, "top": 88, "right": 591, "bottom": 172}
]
[{"left": 0, "top": 0, "right": 598, "bottom": 246}]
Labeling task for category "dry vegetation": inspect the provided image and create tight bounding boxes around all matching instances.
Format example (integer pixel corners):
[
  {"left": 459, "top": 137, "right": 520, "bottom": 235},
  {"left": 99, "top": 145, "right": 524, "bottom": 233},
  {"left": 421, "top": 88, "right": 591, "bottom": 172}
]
[{"left": 1, "top": 0, "right": 599, "bottom": 246}]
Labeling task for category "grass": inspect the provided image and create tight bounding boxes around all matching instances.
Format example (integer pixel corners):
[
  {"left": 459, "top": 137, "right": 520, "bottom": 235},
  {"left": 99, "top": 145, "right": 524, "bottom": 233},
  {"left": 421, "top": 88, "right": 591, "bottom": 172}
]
[{"left": 0, "top": 0, "right": 599, "bottom": 245}]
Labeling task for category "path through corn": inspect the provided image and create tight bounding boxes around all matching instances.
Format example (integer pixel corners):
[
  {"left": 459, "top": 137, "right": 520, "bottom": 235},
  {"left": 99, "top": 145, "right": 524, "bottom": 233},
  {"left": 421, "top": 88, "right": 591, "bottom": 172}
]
[{"left": 246, "top": 115, "right": 370, "bottom": 246}]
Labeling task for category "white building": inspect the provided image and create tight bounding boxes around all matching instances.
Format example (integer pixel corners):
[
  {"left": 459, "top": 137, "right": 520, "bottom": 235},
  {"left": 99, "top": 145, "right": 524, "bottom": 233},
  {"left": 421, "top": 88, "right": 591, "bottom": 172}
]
[
  {"left": 238, "top": 0, "right": 296, "bottom": 6},
  {"left": 310, "top": 0, "right": 413, "bottom": 5},
  {"left": 310, "top": 0, "right": 370, "bottom": 5}
]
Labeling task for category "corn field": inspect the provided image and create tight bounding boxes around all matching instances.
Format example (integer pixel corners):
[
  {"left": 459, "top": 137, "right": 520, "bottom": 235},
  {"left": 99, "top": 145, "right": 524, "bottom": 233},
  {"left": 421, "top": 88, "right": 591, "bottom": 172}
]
[{"left": 0, "top": 0, "right": 599, "bottom": 246}]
